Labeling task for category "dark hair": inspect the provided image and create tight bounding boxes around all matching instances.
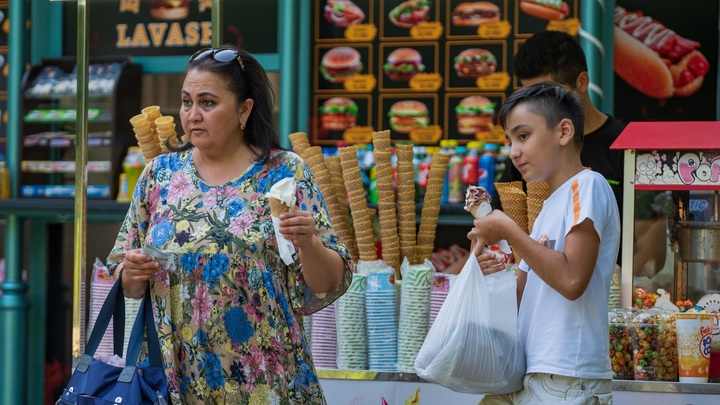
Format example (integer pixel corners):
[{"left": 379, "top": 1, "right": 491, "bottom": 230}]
[
  {"left": 513, "top": 31, "right": 588, "bottom": 87},
  {"left": 498, "top": 81, "right": 585, "bottom": 149},
  {"left": 175, "top": 45, "right": 281, "bottom": 163}
]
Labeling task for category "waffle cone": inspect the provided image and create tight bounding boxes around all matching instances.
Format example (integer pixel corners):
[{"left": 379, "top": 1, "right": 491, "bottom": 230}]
[
  {"left": 527, "top": 197, "right": 545, "bottom": 234},
  {"left": 498, "top": 192, "right": 528, "bottom": 233},
  {"left": 269, "top": 197, "right": 290, "bottom": 217}
]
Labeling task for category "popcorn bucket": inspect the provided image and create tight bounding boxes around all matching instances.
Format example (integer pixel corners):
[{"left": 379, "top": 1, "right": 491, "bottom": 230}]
[{"left": 676, "top": 313, "right": 713, "bottom": 383}]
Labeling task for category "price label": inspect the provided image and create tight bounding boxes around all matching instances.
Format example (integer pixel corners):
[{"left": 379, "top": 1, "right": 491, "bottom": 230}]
[
  {"left": 343, "top": 126, "right": 375, "bottom": 143},
  {"left": 478, "top": 21, "right": 511, "bottom": 39},
  {"left": 410, "top": 22, "right": 443, "bottom": 40},
  {"left": 476, "top": 125, "right": 506, "bottom": 143},
  {"left": 345, "top": 24, "right": 378, "bottom": 41},
  {"left": 409, "top": 73, "right": 443, "bottom": 92},
  {"left": 343, "top": 75, "right": 377, "bottom": 92},
  {"left": 547, "top": 18, "right": 581, "bottom": 37},
  {"left": 476, "top": 72, "right": 510, "bottom": 91},
  {"left": 410, "top": 125, "right": 442, "bottom": 143}
]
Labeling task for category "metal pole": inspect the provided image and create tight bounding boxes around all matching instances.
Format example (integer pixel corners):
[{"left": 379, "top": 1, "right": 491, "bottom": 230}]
[
  {"left": 72, "top": 0, "right": 90, "bottom": 358},
  {"left": 579, "top": 0, "right": 607, "bottom": 108},
  {"left": 0, "top": 0, "right": 29, "bottom": 402},
  {"left": 212, "top": 0, "right": 222, "bottom": 47},
  {"left": 296, "top": 0, "right": 311, "bottom": 135},
  {"left": 278, "top": 0, "right": 298, "bottom": 149}
]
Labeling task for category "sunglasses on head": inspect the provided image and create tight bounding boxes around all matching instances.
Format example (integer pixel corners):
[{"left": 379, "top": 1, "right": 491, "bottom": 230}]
[{"left": 190, "top": 48, "right": 246, "bottom": 72}]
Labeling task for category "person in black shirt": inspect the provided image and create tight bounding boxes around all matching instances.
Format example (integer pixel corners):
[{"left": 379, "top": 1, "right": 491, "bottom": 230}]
[{"left": 481, "top": 31, "right": 625, "bottom": 269}]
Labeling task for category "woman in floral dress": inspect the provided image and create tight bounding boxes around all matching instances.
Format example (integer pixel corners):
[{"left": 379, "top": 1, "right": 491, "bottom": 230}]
[{"left": 108, "top": 46, "right": 354, "bottom": 404}]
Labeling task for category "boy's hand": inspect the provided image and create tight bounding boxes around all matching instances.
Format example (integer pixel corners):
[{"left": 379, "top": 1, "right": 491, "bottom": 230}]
[{"left": 467, "top": 210, "right": 512, "bottom": 246}]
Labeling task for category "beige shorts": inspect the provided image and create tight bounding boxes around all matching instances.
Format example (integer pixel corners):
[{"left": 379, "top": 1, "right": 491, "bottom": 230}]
[{"left": 479, "top": 373, "right": 613, "bottom": 405}]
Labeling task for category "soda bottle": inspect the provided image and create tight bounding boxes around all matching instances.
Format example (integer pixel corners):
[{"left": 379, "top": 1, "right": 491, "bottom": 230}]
[
  {"left": 439, "top": 140, "right": 455, "bottom": 204},
  {"left": 447, "top": 144, "right": 465, "bottom": 203},
  {"left": 417, "top": 146, "right": 434, "bottom": 202},
  {"left": 462, "top": 141, "right": 481, "bottom": 195},
  {"left": 478, "top": 143, "right": 497, "bottom": 200},
  {"left": 364, "top": 144, "right": 378, "bottom": 203}
]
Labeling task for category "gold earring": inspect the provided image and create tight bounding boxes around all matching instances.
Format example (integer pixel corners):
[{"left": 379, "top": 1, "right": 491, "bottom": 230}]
[{"left": 241, "top": 122, "right": 246, "bottom": 130}]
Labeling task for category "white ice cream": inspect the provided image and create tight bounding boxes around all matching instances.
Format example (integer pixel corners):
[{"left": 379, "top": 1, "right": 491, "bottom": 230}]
[{"left": 267, "top": 177, "right": 297, "bottom": 208}]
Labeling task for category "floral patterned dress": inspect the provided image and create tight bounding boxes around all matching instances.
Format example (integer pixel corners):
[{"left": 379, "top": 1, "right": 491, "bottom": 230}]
[{"left": 107, "top": 148, "right": 354, "bottom": 404}]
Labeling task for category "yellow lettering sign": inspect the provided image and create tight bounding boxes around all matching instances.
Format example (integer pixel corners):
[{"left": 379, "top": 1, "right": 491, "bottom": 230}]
[
  {"left": 409, "top": 73, "right": 442, "bottom": 92},
  {"left": 119, "top": 0, "right": 140, "bottom": 14},
  {"left": 343, "top": 75, "right": 377, "bottom": 92},
  {"left": 547, "top": 18, "right": 581, "bottom": 37},
  {"left": 410, "top": 125, "right": 442, "bottom": 143},
  {"left": 131, "top": 24, "right": 150, "bottom": 47},
  {"left": 476, "top": 72, "right": 510, "bottom": 91},
  {"left": 198, "top": 0, "right": 213, "bottom": 13},
  {"left": 116, "top": 24, "right": 131, "bottom": 47},
  {"left": 410, "top": 22, "right": 443, "bottom": 40},
  {"left": 116, "top": 21, "right": 213, "bottom": 49},
  {"left": 478, "top": 21, "right": 511, "bottom": 39},
  {"left": 165, "top": 22, "right": 184, "bottom": 47},
  {"left": 476, "top": 125, "right": 506, "bottom": 143},
  {"left": 343, "top": 126, "right": 375, "bottom": 143},
  {"left": 147, "top": 23, "right": 168, "bottom": 47},
  {"left": 345, "top": 24, "right": 377, "bottom": 41}
]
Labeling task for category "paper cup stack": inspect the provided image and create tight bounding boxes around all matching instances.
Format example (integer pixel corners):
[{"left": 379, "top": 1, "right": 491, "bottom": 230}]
[
  {"left": 372, "top": 131, "right": 401, "bottom": 273},
  {"left": 154, "top": 115, "right": 179, "bottom": 153},
  {"left": 395, "top": 144, "right": 417, "bottom": 269},
  {"left": 303, "top": 315, "right": 313, "bottom": 349},
  {"left": 339, "top": 146, "right": 377, "bottom": 262},
  {"left": 336, "top": 273, "right": 368, "bottom": 370},
  {"left": 429, "top": 272, "right": 456, "bottom": 328},
  {"left": 365, "top": 269, "right": 399, "bottom": 371},
  {"left": 397, "top": 261, "right": 434, "bottom": 371},
  {"left": 414, "top": 153, "right": 449, "bottom": 264},
  {"left": 526, "top": 182, "right": 550, "bottom": 234},
  {"left": 310, "top": 302, "right": 338, "bottom": 369},
  {"left": 130, "top": 113, "right": 161, "bottom": 161}
]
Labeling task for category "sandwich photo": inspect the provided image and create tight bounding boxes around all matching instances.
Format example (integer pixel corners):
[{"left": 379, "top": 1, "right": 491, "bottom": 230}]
[
  {"left": 451, "top": 2, "right": 501, "bottom": 26},
  {"left": 519, "top": 0, "right": 569, "bottom": 21},
  {"left": 324, "top": 0, "right": 366, "bottom": 27},
  {"left": 388, "top": 0, "right": 431, "bottom": 28},
  {"left": 455, "top": 96, "right": 496, "bottom": 134},
  {"left": 384, "top": 48, "right": 426, "bottom": 81},
  {"left": 320, "top": 46, "right": 363, "bottom": 83},
  {"left": 453, "top": 48, "right": 497, "bottom": 79},
  {"left": 388, "top": 100, "right": 430, "bottom": 134},
  {"left": 319, "top": 97, "right": 358, "bottom": 131}
]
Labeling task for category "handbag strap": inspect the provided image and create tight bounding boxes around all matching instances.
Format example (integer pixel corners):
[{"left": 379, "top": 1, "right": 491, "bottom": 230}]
[
  {"left": 85, "top": 270, "right": 126, "bottom": 357},
  {"left": 125, "top": 287, "right": 163, "bottom": 368}
]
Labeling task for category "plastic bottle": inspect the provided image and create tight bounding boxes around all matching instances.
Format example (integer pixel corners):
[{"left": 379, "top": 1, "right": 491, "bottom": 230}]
[
  {"left": 0, "top": 149, "right": 9, "bottom": 199},
  {"left": 363, "top": 144, "right": 378, "bottom": 203},
  {"left": 439, "top": 140, "right": 455, "bottom": 204},
  {"left": 478, "top": 143, "right": 497, "bottom": 200},
  {"left": 417, "top": 146, "right": 434, "bottom": 202},
  {"left": 462, "top": 141, "right": 481, "bottom": 195},
  {"left": 447, "top": 144, "right": 465, "bottom": 203}
]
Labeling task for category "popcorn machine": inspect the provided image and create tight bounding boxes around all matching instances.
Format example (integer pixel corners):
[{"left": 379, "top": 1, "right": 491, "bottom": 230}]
[{"left": 611, "top": 121, "right": 720, "bottom": 308}]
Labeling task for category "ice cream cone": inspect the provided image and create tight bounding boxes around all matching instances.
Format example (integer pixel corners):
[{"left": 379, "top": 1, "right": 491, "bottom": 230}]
[{"left": 269, "top": 197, "right": 290, "bottom": 217}]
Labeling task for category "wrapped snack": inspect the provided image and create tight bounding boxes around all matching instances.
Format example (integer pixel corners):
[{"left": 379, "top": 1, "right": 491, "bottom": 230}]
[
  {"left": 629, "top": 309, "right": 666, "bottom": 381},
  {"left": 608, "top": 309, "right": 633, "bottom": 380},
  {"left": 267, "top": 177, "right": 297, "bottom": 265},
  {"left": 657, "top": 312, "right": 678, "bottom": 382}
]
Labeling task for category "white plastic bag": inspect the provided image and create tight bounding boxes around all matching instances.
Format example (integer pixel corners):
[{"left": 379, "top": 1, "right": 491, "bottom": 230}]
[{"left": 414, "top": 256, "right": 525, "bottom": 394}]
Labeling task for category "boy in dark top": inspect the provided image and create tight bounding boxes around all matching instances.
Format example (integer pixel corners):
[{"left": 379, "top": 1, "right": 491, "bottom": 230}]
[{"left": 481, "top": 30, "right": 625, "bottom": 269}]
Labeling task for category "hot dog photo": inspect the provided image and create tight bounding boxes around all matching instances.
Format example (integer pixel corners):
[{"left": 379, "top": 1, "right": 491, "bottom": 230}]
[
  {"left": 613, "top": 0, "right": 717, "bottom": 122},
  {"left": 316, "top": 0, "right": 370, "bottom": 40}
]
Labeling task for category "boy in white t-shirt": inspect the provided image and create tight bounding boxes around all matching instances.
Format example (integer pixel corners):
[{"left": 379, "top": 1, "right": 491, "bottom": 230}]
[{"left": 469, "top": 82, "right": 620, "bottom": 404}]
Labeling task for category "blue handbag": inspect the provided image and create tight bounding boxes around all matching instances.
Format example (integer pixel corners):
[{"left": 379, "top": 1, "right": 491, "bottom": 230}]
[{"left": 57, "top": 273, "right": 169, "bottom": 405}]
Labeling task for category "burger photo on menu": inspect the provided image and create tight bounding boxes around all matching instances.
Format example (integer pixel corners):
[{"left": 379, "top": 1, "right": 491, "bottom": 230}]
[
  {"left": 324, "top": 0, "right": 366, "bottom": 27},
  {"left": 453, "top": 48, "right": 497, "bottom": 79},
  {"left": 455, "top": 95, "right": 496, "bottom": 134},
  {"left": 320, "top": 46, "right": 363, "bottom": 83},
  {"left": 388, "top": 100, "right": 430, "bottom": 134},
  {"left": 451, "top": 2, "right": 501, "bottom": 26},
  {"left": 388, "top": 0, "right": 432, "bottom": 28},
  {"left": 384, "top": 48, "right": 426, "bottom": 81},
  {"left": 519, "top": 0, "right": 570, "bottom": 21},
  {"left": 319, "top": 97, "right": 359, "bottom": 131}
]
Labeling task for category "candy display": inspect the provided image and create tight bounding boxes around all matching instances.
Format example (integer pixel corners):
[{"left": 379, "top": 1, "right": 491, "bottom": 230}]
[
  {"left": 629, "top": 309, "right": 667, "bottom": 381},
  {"left": 608, "top": 310, "right": 634, "bottom": 380}
]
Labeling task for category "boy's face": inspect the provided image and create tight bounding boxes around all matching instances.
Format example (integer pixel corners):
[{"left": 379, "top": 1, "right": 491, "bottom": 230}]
[{"left": 504, "top": 104, "right": 564, "bottom": 183}]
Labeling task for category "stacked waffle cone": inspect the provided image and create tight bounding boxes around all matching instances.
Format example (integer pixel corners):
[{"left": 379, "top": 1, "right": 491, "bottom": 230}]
[
  {"left": 526, "top": 181, "right": 550, "bottom": 234},
  {"left": 326, "top": 156, "right": 359, "bottom": 261},
  {"left": 288, "top": 133, "right": 359, "bottom": 261},
  {"left": 414, "top": 152, "right": 449, "bottom": 264},
  {"left": 130, "top": 113, "right": 161, "bottom": 161},
  {"left": 494, "top": 181, "right": 551, "bottom": 262},
  {"left": 129, "top": 105, "right": 183, "bottom": 161},
  {"left": 339, "top": 146, "right": 377, "bottom": 262},
  {"left": 395, "top": 143, "right": 417, "bottom": 265},
  {"left": 154, "top": 115, "right": 179, "bottom": 153},
  {"left": 373, "top": 131, "right": 401, "bottom": 274}
]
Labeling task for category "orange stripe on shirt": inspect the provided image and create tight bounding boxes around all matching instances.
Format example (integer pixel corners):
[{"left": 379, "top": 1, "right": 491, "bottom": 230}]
[{"left": 571, "top": 179, "right": 580, "bottom": 225}]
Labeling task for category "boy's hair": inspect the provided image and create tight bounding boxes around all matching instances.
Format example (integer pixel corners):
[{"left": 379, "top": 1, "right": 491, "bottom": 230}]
[
  {"left": 514, "top": 31, "right": 587, "bottom": 87},
  {"left": 498, "top": 81, "right": 585, "bottom": 150}
]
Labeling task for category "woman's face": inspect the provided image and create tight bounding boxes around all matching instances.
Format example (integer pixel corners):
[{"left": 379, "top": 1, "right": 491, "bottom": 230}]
[{"left": 179, "top": 68, "right": 253, "bottom": 152}]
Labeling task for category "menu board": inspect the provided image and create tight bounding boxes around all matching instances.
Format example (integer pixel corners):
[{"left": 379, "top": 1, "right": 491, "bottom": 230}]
[{"left": 311, "top": 0, "right": 581, "bottom": 145}]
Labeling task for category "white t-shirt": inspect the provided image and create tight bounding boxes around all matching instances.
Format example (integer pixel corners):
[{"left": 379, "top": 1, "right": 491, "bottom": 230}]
[{"left": 518, "top": 169, "right": 620, "bottom": 379}]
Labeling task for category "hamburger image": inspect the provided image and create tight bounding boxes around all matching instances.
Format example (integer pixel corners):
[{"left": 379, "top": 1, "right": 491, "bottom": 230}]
[
  {"left": 388, "top": 0, "right": 431, "bottom": 28},
  {"left": 383, "top": 48, "right": 426, "bottom": 81},
  {"left": 319, "top": 97, "right": 358, "bottom": 131},
  {"left": 451, "top": 2, "right": 501, "bottom": 26},
  {"left": 320, "top": 47, "right": 363, "bottom": 83},
  {"left": 388, "top": 100, "right": 430, "bottom": 134},
  {"left": 324, "top": 0, "right": 366, "bottom": 27},
  {"left": 453, "top": 48, "right": 497, "bottom": 79},
  {"left": 455, "top": 96, "right": 496, "bottom": 134}
]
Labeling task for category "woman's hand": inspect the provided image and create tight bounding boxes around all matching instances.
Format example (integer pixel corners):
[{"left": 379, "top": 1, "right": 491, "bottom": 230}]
[
  {"left": 120, "top": 249, "right": 160, "bottom": 297},
  {"left": 279, "top": 211, "right": 317, "bottom": 250}
]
